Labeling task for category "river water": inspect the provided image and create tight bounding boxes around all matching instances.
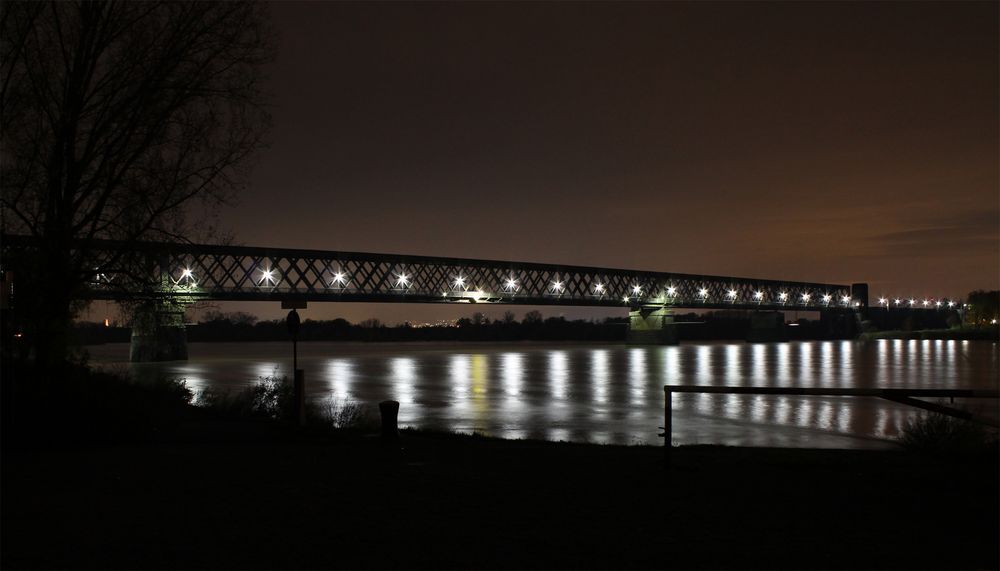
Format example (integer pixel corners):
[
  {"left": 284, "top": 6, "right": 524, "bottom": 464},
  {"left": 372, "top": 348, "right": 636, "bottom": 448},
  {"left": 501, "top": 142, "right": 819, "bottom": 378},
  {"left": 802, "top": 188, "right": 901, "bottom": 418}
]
[{"left": 87, "top": 339, "right": 998, "bottom": 448}]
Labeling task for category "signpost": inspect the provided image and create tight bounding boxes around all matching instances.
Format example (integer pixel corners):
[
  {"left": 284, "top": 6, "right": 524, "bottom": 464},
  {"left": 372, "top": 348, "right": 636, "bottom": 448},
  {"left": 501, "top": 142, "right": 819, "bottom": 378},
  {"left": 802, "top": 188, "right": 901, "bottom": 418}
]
[{"left": 285, "top": 307, "right": 304, "bottom": 426}]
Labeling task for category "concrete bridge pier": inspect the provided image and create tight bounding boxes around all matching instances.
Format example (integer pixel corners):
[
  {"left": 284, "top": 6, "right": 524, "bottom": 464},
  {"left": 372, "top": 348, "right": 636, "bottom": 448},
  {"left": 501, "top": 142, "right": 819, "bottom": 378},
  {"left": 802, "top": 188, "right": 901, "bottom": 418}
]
[
  {"left": 819, "top": 310, "right": 860, "bottom": 340},
  {"left": 627, "top": 307, "right": 679, "bottom": 345},
  {"left": 130, "top": 301, "right": 188, "bottom": 362},
  {"left": 746, "top": 311, "right": 788, "bottom": 342}
]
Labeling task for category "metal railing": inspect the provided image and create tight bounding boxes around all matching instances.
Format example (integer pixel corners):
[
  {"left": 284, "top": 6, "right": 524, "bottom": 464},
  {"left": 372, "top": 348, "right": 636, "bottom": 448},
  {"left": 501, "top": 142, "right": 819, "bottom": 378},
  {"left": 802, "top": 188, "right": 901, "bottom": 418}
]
[{"left": 661, "top": 385, "right": 1000, "bottom": 465}]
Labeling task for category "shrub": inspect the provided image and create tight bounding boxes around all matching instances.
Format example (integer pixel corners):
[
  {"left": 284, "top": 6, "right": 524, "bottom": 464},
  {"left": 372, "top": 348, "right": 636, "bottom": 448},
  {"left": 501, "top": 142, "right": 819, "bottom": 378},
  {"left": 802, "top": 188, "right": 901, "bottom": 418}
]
[
  {"left": 316, "top": 396, "right": 373, "bottom": 431},
  {"left": 197, "top": 375, "right": 373, "bottom": 431},
  {"left": 898, "top": 410, "right": 999, "bottom": 455},
  {"left": 5, "top": 362, "right": 193, "bottom": 447}
]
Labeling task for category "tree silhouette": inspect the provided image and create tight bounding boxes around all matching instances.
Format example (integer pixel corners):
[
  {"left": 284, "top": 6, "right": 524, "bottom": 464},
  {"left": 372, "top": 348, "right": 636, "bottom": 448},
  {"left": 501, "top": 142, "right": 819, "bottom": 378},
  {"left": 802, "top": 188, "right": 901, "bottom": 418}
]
[
  {"left": 1, "top": 1, "right": 274, "bottom": 366},
  {"left": 966, "top": 290, "right": 999, "bottom": 325},
  {"left": 522, "top": 310, "right": 543, "bottom": 325}
]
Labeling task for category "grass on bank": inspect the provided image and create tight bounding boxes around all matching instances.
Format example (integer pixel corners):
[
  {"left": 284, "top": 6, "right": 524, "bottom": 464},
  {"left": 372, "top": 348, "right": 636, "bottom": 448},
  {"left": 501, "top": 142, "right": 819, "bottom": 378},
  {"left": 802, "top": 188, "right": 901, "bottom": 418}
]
[
  {"left": 4, "top": 360, "right": 195, "bottom": 447},
  {"left": 897, "top": 409, "right": 999, "bottom": 455},
  {"left": 3, "top": 361, "right": 373, "bottom": 448},
  {"left": 196, "top": 374, "right": 375, "bottom": 431}
]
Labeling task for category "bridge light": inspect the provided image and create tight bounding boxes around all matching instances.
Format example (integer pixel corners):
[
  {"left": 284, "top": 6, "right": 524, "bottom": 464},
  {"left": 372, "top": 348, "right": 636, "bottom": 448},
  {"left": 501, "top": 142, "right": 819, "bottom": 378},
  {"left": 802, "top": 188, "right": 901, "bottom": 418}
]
[
  {"left": 754, "top": 291, "right": 764, "bottom": 300},
  {"left": 878, "top": 297, "right": 888, "bottom": 305},
  {"left": 632, "top": 285, "right": 642, "bottom": 295},
  {"left": 260, "top": 268, "right": 275, "bottom": 285},
  {"left": 453, "top": 276, "right": 465, "bottom": 289},
  {"left": 331, "top": 272, "right": 346, "bottom": 286},
  {"left": 181, "top": 268, "right": 194, "bottom": 280},
  {"left": 894, "top": 298, "right": 901, "bottom": 305},
  {"left": 842, "top": 295, "right": 851, "bottom": 304},
  {"left": 947, "top": 301, "right": 955, "bottom": 308},
  {"left": 698, "top": 288, "right": 708, "bottom": 298},
  {"left": 935, "top": 301, "right": 942, "bottom": 307},
  {"left": 622, "top": 295, "right": 630, "bottom": 303},
  {"left": 552, "top": 281, "right": 564, "bottom": 293},
  {"left": 594, "top": 283, "right": 606, "bottom": 294},
  {"left": 727, "top": 289, "right": 737, "bottom": 299},
  {"left": 396, "top": 273, "right": 410, "bottom": 287},
  {"left": 778, "top": 292, "right": 788, "bottom": 301},
  {"left": 666, "top": 286, "right": 676, "bottom": 296},
  {"left": 801, "top": 293, "right": 811, "bottom": 303},
  {"left": 922, "top": 299, "right": 930, "bottom": 307},
  {"left": 822, "top": 294, "right": 832, "bottom": 304},
  {"left": 909, "top": 298, "right": 915, "bottom": 306},
  {"left": 505, "top": 278, "right": 518, "bottom": 291}
]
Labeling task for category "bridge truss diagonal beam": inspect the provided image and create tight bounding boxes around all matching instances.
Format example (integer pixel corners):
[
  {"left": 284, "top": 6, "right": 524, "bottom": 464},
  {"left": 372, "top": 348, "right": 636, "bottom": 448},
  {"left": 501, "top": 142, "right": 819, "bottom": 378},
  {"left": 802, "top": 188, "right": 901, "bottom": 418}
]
[{"left": 3, "top": 236, "right": 860, "bottom": 311}]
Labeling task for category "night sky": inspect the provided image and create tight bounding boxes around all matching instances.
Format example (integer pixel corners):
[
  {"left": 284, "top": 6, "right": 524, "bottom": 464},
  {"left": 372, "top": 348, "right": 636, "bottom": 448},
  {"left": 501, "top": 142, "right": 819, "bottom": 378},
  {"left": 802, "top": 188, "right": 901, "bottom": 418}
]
[{"left": 101, "top": 1, "right": 1000, "bottom": 324}]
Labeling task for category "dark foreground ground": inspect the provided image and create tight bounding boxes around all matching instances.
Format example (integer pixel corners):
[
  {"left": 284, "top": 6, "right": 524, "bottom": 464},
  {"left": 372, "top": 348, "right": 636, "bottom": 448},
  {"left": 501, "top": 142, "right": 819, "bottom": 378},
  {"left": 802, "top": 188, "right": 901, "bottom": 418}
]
[{"left": 3, "top": 422, "right": 998, "bottom": 570}]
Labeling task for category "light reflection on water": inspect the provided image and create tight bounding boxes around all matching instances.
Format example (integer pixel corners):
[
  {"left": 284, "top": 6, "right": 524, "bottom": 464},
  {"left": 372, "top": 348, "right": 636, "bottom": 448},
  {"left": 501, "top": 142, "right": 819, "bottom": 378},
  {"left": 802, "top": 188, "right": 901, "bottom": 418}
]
[{"left": 90, "top": 340, "right": 999, "bottom": 449}]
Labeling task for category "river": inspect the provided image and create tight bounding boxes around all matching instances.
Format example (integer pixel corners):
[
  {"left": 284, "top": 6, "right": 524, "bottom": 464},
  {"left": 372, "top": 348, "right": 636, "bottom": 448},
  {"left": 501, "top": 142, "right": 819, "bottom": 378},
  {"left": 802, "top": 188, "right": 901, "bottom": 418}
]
[{"left": 87, "top": 339, "right": 998, "bottom": 448}]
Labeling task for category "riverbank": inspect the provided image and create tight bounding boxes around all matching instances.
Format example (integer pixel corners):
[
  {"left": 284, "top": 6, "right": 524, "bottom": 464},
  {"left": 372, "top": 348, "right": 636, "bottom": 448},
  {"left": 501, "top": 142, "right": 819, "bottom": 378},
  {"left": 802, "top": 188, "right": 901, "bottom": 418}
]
[{"left": 3, "top": 420, "right": 997, "bottom": 570}]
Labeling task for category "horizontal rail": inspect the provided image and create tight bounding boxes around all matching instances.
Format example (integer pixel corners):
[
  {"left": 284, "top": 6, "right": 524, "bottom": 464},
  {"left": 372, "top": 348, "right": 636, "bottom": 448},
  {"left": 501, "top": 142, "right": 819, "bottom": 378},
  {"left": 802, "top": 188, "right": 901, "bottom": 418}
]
[
  {"left": 661, "top": 385, "right": 1000, "bottom": 465},
  {"left": 663, "top": 386, "right": 1000, "bottom": 398}
]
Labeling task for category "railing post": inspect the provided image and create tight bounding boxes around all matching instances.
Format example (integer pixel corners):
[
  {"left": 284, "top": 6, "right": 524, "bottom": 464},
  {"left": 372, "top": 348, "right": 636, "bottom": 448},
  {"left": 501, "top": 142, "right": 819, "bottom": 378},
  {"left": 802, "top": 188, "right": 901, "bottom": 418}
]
[{"left": 664, "top": 388, "right": 673, "bottom": 467}]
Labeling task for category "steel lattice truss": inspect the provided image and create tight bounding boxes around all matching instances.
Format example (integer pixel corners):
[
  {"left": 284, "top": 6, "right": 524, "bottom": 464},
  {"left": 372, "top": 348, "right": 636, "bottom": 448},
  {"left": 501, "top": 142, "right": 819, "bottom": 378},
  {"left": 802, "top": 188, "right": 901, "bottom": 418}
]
[{"left": 2, "top": 238, "right": 859, "bottom": 310}]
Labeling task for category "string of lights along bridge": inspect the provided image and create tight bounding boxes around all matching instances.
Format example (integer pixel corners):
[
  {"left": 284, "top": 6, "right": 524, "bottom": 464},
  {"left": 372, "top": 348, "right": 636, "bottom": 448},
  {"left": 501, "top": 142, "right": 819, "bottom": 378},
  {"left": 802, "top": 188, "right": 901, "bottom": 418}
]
[{"left": 29, "top": 239, "right": 955, "bottom": 311}]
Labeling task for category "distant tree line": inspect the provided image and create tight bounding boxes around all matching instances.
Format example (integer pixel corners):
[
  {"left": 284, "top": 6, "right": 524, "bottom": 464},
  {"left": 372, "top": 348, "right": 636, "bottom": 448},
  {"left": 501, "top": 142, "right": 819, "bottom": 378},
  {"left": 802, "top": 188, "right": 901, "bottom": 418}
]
[
  {"left": 186, "top": 310, "right": 629, "bottom": 343},
  {"left": 965, "top": 290, "right": 999, "bottom": 326},
  {"left": 71, "top": 309, "right": 869, "bottom": 345}
]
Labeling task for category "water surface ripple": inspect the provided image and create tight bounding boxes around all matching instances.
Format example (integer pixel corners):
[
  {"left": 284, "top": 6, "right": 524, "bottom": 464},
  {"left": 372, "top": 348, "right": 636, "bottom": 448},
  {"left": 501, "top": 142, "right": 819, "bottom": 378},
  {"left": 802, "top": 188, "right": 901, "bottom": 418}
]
[{"left": 89, "top": 340, "right": 999, "bottom": 448}]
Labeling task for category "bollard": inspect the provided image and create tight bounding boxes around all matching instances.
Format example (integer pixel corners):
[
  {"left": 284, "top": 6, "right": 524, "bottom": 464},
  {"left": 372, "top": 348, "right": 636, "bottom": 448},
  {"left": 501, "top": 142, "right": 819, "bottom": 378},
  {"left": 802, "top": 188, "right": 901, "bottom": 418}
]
[
  {"left": 294, "top": 369, "right": 305, "bottom": 427},
  {"left": 379, "top": 400, "right": 400, "bottom": 441}
]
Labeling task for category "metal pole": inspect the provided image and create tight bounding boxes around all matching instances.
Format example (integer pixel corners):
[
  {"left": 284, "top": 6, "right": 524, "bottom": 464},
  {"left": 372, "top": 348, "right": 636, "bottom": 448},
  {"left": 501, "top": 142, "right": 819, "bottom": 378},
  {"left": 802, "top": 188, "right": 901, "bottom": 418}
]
[
  {"left": 294, "top": 369, "right": 305, "bottom": 427},
  {"left": 664, "top": 389, "right": 672, "bottom": 467}
]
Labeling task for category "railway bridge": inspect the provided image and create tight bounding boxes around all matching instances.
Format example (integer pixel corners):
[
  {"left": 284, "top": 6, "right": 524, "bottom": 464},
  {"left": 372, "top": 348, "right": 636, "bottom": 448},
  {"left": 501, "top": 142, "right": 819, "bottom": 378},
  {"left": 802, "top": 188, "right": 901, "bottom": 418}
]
[{"left": 1, "top": 237, "right": 958, "bottom": 360}]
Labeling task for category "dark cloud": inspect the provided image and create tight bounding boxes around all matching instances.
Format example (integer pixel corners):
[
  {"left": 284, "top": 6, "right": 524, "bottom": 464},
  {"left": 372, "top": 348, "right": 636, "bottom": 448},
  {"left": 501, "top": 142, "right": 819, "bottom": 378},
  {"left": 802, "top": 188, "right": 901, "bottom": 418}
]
[{"left": 869, "top": 208, "right": 999, "bottom": 255}]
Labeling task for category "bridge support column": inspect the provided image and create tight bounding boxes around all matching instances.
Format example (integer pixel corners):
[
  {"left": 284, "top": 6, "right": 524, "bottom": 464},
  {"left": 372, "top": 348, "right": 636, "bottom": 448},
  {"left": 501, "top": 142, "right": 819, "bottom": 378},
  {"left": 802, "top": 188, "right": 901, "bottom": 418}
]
[
  {"left": 819, "top": 310, "right": 859, "bottom": 340},
  {"left": 627, "top": 307, "right": 679, "bottom": 345},
  {"left": 130, "top": 301, "right": 188, "bottom": 362},
  {"left": 746, "top": 311, "right": 788, "bottom": 343}
]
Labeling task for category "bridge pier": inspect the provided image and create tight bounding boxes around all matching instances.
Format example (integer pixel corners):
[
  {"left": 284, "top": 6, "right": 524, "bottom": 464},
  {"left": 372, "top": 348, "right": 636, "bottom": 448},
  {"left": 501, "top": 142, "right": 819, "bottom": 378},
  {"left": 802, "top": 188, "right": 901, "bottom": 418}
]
[
  {"left": 746, "top": 311, "right": 788, "bottom": 342},
  {"left": 627, "top": 307, "right": 679, "bottom": 345},
  {"left": 819, "top": 310, "right": 860, "bottom": 340},
  {"left": 130, "top": 301, "right": 188, "bottom": 362}
]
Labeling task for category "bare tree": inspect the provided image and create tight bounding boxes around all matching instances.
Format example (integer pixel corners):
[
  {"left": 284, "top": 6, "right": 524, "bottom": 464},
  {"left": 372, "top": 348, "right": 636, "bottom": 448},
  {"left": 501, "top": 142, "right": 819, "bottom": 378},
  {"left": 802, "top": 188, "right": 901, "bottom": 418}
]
[
  {"left": 1, "top": 1, "right": 274, "bottom": 366},
  {"left": 522, "top": 310, "right": 543, "bottom": 325}
]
